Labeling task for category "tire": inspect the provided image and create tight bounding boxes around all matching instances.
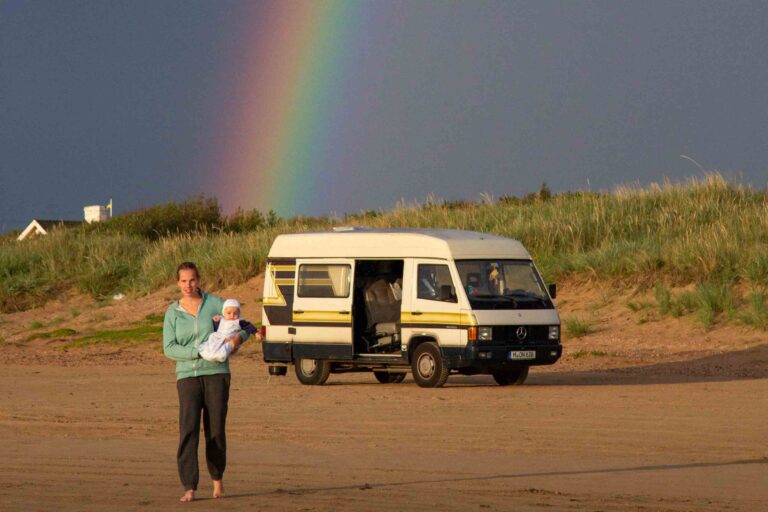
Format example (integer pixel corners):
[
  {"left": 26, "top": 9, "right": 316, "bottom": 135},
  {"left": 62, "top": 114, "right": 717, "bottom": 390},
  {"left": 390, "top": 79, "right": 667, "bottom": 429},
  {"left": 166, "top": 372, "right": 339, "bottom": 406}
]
[
  {"left": 294, "top": 358, "right": 331, "bottom": 385},
  {"left": 411, "top": 342, "right": 449, "bottom": 388},
  {"left": 374, "top": 371, "right": 406, "bottom": 384},
  {"left": 492, "top": 366, "right": 529, "bottom": 386}
]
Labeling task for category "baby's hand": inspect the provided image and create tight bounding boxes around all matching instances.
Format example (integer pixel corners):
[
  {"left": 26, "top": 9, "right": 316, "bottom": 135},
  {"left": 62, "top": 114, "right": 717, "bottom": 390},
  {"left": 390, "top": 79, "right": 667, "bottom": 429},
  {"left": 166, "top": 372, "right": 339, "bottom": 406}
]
[{"left": 213, "top": 315, "right": 222, "bottom": 322}]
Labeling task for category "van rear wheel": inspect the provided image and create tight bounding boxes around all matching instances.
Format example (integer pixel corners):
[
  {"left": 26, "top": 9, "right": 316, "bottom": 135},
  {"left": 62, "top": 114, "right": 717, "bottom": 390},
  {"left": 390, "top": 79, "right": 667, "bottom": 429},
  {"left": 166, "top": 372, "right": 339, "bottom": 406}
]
[
  {"left": 294, "top": 358, "right": 331, "bottom": 385},
  {"left": 492, "top": 366, "right": 529, "bottom": 386},
  {"left": 411, "top": 342, "right": 449, "bottom": 388},
  {"left": 374, "top": 371, "right": 406, "bottom": 384}
]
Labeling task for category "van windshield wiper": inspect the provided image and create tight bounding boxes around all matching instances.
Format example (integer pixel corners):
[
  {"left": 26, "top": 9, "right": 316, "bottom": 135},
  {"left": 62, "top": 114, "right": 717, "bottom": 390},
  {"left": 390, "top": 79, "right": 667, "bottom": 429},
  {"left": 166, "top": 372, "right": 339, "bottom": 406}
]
[
  {"left": 470, "top": 294, "right": 517, "bottom": 301},
  {"left": 504, "top": 291, "right": 548, "bottom": 303},
  {"left": 470, "top": 295, "right": 520, "bottom": 307}
]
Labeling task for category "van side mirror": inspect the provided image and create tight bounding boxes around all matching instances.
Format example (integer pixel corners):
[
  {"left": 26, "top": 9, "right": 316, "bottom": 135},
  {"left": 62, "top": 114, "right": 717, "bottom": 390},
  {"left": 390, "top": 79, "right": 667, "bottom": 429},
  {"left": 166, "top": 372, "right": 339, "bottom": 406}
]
[
  {"left": 440, "top": 285, "right": 457, "bottom": 302},
  {"left": 548, "top": 283, "right": 557, "bottom": 299}
]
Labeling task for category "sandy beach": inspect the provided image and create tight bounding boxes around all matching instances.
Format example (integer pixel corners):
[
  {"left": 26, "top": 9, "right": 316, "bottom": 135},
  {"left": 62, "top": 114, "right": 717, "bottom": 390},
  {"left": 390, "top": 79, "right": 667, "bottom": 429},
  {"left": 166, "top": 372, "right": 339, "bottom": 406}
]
[
  {"left": 1, "top": 280, "right": 766, "bottom": 511},
  {"left": 1, "top": 346, "right": 766, "bottom": 511}
]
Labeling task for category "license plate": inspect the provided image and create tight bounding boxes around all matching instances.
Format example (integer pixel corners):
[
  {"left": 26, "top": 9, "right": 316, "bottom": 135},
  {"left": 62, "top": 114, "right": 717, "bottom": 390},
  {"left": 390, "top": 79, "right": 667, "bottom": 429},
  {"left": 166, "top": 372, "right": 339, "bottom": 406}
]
[{"left": 509, "top": 350, "right": 536, "bottom": 360}]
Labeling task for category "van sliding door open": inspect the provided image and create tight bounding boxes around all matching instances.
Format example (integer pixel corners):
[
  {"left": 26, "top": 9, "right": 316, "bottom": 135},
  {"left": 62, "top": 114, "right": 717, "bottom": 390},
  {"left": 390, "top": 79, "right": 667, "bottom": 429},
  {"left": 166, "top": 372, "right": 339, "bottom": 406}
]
[{"left": 291, "top": 259, "right": 355, "bottom": 360}]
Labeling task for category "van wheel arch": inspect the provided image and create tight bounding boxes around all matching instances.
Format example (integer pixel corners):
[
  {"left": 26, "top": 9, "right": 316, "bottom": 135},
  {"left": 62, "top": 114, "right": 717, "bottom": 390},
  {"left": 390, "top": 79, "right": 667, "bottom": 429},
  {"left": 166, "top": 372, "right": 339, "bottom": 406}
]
[{"left": 407, "top": 336, "right": 440, "bottom": 364}]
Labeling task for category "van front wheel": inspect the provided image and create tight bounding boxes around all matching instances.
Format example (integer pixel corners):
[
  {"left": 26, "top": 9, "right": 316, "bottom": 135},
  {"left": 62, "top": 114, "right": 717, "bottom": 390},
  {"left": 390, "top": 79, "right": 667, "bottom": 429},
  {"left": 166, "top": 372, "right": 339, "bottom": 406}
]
[
  {"left": 411, "top": 343, "right": 449, "bottom": 388},
  {"left": 294, "top": 358, "right": 331, "bottom": 385}
]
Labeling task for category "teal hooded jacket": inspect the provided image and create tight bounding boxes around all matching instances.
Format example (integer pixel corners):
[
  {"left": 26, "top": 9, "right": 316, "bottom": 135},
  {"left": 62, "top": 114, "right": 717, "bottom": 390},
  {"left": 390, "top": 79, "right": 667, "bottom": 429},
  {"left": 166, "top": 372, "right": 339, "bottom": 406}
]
[{"left": 163, "top": 291, "right": 250, "bottom": 380}]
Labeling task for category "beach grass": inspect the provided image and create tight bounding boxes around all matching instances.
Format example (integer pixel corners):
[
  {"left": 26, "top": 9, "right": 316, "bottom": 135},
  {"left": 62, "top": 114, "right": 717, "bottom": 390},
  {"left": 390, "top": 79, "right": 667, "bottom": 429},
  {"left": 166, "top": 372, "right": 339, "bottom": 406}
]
[
  {"left": 62, "top": 313, "right": 165, "bottom": 349},
  {"left": 26, "top": 328, "right": 79, "bottom": 342},
  {"left": 569, "top": 349, "right": 609, "bottom": 359},
  {"left": 738, "top": 289, "right": 768, "bottom": 329},
  {"left": 564, "top": 317, "right": 595, "bottom": 338},
  {"left": 3, "top": 173, "right": 768, "bottom": 329},
  {"left": 63, "top": 324, "right": 163, "bottom": 349}
]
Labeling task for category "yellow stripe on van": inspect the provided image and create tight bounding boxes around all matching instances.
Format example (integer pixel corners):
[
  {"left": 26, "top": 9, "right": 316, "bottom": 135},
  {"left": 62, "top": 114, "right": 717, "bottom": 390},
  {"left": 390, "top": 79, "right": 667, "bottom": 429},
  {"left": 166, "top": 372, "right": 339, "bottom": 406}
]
[
  {"left": 401, "top": 311, "right": 478, "bottom": 326},
  {"left": 293, "top": 310, "right": 353, "bottom": 324},
  {"left": 263, "top": 296, "right": 287, "bottom": 306},
  {"left": 272, "top": 265, "right": 296, "bottom": 272}
]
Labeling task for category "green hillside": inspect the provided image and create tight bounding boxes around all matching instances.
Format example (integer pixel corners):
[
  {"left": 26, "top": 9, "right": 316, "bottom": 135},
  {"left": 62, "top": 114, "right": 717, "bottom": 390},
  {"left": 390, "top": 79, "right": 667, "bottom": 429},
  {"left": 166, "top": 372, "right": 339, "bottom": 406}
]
[{"left": 2, "top": 174, "right": 767, "bottom": 329}]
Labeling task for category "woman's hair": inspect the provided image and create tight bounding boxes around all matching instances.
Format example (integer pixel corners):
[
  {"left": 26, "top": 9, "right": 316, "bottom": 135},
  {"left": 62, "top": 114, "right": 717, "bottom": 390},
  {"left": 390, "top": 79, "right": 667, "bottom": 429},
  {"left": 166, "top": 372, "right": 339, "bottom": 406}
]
[{"left": 176, "top": 261, "right": 200, "bottom": 280}]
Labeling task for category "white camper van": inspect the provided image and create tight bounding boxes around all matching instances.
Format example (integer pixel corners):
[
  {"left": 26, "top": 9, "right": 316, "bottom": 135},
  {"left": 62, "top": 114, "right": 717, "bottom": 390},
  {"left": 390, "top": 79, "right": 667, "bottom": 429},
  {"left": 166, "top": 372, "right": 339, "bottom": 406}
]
[{"left": 261, "top": 228, "right": 561, "bottom": 387}]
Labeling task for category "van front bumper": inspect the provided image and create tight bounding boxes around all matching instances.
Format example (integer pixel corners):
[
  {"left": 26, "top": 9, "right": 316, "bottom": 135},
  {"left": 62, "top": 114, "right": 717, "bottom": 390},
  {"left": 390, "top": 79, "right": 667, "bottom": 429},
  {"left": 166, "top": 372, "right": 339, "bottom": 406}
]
[{"left": 444, "top": 343, "right": 562, "bottom": 371}]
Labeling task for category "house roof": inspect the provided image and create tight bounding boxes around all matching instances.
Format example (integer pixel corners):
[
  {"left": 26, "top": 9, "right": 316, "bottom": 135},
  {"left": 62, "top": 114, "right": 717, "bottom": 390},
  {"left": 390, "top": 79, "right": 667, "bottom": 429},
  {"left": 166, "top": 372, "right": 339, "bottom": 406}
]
[
  {"left": 17, "top": 219, "right": 84, "bottom": 241},
  {"left": 34, "top": 219, "right": 84, "bottom": 230}
]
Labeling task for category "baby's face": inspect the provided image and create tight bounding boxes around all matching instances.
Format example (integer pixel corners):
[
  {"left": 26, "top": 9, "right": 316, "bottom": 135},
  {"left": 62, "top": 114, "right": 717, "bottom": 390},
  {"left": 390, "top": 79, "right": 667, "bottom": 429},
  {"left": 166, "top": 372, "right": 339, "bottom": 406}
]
[{"left": 222, "top": 307, "right": 240, "bottom": 320}]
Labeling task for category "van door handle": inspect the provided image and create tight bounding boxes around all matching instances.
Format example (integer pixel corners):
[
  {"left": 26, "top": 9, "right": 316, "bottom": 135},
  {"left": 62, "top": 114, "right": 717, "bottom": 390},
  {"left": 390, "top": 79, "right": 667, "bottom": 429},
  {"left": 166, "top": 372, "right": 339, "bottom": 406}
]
[
  {"left": 412, "top": 311, "right": 423, "bottom": 316},
  {"left": 294, "top": 310, "right": 304, "bottom": 314},
  {"left": 339, "top": 311, "right": 350, "bottom": 315}
]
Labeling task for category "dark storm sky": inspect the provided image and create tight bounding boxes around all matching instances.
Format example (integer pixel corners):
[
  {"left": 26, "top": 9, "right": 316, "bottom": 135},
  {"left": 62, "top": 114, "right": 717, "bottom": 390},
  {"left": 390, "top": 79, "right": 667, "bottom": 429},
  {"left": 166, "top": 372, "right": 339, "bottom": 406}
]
[{"left": 2, "top": 0, "right": 767, "bottom": 232}]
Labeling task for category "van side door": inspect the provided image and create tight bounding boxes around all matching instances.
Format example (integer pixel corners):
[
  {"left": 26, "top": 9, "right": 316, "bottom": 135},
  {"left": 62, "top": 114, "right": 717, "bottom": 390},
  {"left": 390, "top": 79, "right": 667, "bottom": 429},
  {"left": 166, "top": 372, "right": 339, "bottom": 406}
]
[
  {"left": 291, "top": 259, "right": 355, "bottom": 360},
  {"left": 401, "top": 259, "right": 462, "bottom": 349}
]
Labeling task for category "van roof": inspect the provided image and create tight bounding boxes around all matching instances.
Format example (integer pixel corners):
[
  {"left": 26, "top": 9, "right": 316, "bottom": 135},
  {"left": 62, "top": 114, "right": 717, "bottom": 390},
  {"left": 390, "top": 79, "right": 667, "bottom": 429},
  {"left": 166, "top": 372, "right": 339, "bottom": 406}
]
[{"left": 267, "top": 228, "right": 532, "bottom": 260}]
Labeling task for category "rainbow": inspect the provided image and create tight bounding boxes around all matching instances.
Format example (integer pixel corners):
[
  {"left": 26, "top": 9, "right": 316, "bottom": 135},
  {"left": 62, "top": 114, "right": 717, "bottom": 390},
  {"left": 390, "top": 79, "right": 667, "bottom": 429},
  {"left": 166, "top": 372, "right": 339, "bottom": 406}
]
[{"left": 206, "top": 0, "right": 372, "bottom": 217}]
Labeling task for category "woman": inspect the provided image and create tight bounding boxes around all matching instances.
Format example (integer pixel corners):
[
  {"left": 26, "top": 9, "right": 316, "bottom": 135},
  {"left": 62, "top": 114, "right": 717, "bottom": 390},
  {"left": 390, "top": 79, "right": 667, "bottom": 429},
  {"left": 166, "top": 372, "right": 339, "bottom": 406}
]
[{"left": 162, "top": 261, "right": 254, "bottom": 502}]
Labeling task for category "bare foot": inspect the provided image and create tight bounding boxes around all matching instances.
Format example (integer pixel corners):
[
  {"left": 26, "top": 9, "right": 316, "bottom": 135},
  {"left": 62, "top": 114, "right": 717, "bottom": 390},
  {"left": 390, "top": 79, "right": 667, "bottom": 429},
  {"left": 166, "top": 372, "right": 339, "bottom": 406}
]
[
  {"left": 213, "top": 479, "right": 224, "bottom": 499},
  {"left": 180, "top": 489, "right": 195, "bottom": 502}
]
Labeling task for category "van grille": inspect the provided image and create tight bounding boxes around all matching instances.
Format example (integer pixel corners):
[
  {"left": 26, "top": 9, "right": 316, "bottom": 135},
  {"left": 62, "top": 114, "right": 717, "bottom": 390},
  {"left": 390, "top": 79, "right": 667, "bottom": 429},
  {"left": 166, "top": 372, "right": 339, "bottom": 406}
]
[{"left": 482, "top": 325, "right": 551, "bottom": 345}]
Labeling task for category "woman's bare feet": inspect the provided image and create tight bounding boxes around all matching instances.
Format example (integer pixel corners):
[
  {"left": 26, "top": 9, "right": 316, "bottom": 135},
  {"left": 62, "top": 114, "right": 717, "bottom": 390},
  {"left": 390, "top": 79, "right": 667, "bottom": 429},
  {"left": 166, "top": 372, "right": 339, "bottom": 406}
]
[
  {"left": 180, "top": 489, "right": 195, "bottom": 502},
  {"left": 213, "top": 479, "right": 224, "bottom": 498}
]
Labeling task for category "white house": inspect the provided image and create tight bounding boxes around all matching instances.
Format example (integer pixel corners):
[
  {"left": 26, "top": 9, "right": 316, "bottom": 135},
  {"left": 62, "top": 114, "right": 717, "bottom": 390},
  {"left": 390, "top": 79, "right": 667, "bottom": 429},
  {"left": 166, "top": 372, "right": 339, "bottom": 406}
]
[
  {"left": 17, "top": 199, "right": 113, "bottom": 241},
  {"left": 84, "top": 199, "right": 112, "bottom": 223}
]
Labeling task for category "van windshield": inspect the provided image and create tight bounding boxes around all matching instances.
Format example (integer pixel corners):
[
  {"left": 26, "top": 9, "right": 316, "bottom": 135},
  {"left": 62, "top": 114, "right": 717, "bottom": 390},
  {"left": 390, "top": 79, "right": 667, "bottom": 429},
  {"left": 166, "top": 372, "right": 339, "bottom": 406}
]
[{"left": 455, "top": 260, "right": 553, "bottom": 310}]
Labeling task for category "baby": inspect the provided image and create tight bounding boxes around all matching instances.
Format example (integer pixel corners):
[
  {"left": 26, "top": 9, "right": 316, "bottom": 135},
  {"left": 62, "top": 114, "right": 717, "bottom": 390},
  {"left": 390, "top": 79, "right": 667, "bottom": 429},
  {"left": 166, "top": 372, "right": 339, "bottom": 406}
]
[{"left": 198, "top": 299, "right": 255, "bottom": 362}]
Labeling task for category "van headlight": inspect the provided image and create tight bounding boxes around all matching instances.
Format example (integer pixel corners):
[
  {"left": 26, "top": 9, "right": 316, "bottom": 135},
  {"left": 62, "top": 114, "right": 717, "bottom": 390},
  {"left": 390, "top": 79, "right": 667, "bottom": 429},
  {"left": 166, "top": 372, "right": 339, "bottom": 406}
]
[
  {"left": 548, "top": 325, "right": 560, "bottom": 341},
  {"left": 478, "top": 327, "right": 493, "bottom": 341}
]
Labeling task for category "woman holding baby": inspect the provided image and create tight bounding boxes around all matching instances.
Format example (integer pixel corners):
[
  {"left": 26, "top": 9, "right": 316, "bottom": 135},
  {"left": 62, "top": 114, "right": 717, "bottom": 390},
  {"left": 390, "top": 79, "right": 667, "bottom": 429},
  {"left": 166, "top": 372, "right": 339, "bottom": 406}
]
[{"left": 162, "top": 261, "right": 259, "bottom": 502}]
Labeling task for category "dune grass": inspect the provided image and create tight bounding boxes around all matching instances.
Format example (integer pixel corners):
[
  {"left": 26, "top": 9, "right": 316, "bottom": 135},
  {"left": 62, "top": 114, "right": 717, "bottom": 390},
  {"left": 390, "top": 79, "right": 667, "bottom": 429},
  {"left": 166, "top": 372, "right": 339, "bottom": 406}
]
[
  {"left": 653, "top": 281, "right": 743, "bottom": 329},
  {"left": 26, "top": 328, "right": 78, "bottom": 342},
  {"left": 564, "top": 317, "right": 595, "bottom": 338},
  {"left": 63, "top": 324, "right": 163, "bottom": 349},
  {"left": 738, "top": 290, "right": 768, "bottom": 329},
  {"left": 569, "top": 349, "right": 609, "bottom": 359},
  {"left": 62, "top": 313, "right": 165, "bottom": 349},
  {"left": 2, "top": 173, "right": 768, "bottom": 330}
]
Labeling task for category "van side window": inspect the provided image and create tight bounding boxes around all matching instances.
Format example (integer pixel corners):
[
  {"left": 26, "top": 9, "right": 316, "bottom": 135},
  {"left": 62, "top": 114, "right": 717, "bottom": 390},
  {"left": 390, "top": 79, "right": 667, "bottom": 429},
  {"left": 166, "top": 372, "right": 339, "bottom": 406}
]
[
  {"left": 298, "top": 264, "right": 351, "bottom": 298},
  {"left": 417, "top": 264, "right": 457, "bottom": 302}
]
